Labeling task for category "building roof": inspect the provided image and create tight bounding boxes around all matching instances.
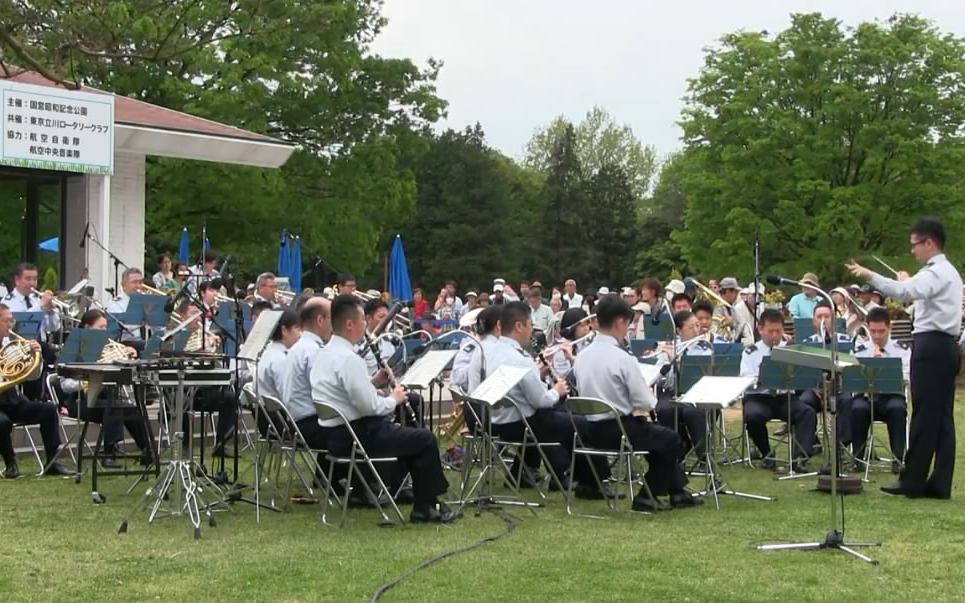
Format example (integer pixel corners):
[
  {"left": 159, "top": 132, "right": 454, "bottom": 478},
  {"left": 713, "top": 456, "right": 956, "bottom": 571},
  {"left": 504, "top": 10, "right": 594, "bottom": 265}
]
[{"left": 1, "top": 70, "right": 296, "bottom": 168}]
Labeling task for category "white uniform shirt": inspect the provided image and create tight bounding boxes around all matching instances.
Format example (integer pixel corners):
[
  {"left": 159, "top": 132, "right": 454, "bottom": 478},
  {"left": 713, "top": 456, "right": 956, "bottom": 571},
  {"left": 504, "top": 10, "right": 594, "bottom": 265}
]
[
  {"left": 869, "top": 253, "right": 963, "bottom": 336},
  {"left": 281, "top": 330, "right": 325, "bottom": 421},
  {"left": 449, "top": 338, "right": 477, "bottom": 394},
  {"left": 466, "top": 335, "right": 502, "bottom": 394},
  {"left": 573, "top": 333, "right": 657, "bottom": 419},
  {"left": 481, "top": 337, "right": 559, "bottom": 424},
  {"left": 3, "top": 289, "right": 60, "bottom": 340},
  {"left": 739, "top": 339, "right": 788, "bottom": 394},
  {"left": 656, "top": 337, "right": 714, "bottom": 391},
  {"left": 256, "top": 341, "right": 288, "bottom": 400},
  {"left": 311, "top": 334, "right": 396, "bottom": 427},
  {"left": 361, "top": 334, "right": 396, "bottom": 377}
]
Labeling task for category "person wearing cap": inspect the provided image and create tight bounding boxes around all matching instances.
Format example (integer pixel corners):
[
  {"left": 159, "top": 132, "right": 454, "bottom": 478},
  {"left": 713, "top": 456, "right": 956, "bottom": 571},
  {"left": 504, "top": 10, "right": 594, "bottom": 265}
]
[
  {"left": 551, "top": 307, "right": 593, "bottom": 378},
  {"left": 492, "top": 282, "right": 506, "bottom": 305},
  {"left": 664, "top": 279, "right": 686, "bottom": 303},
  {"left": 561, "top": 279, "right": 582, "bottom": 310},
  {"left": 830, "top": 286, "right": 862, "bottom": 334},
  {"left": 787, "top": 272, "right": 820, "bottom": 319},
  {"left": 528, "top": 287, "right": 554, "bottom": 334},
  {"left": 857, "top": 284, "right": 881, "bottom": 310},
  {"left": 629, "top": 301, "right": 649, "bottom": 340},
  {"left": 464, "top": 290, "right": 478, "bottom": 310},
  {"left": 712, "top": 277, "right": 740, "bottom": 341},
  {"left": 732, "top": 283, "right": 763, "bottom": 345}
]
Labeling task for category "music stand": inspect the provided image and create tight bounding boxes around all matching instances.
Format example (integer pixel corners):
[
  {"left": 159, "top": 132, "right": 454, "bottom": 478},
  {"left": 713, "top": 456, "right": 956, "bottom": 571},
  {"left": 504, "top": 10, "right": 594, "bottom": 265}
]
[
  {"left": 678, "top": 376, "right": 774, "bottom": 509},
  {"left": 106, "top": 306, "right": 145, "bottom": 342},
  {"left": 456, "top": 365, "right": 541, "bottom": 515},
  {"left": 12, "top": 312, "right": 43, "bottom": 339},
  {"left": 401, "top": 349, "right": 457, "bottom": 426},
  {"left": 129, "top": 294, "right": 169, "bottom": 330},
  {"left": 758, "top": 357, "right": 822, "bottom": 480},
  {"left": 637, "top": 362, "right": 663, "bottom": 387},
  {"left": 840, "top": 358, "right": 904, "bottom": 479}
]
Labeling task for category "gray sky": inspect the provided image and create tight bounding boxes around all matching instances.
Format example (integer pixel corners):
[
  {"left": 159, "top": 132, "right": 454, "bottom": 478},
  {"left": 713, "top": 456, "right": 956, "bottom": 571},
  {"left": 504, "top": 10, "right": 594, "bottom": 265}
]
[{"left": 371, "top": 0, "right": 965, "bottom": 161}]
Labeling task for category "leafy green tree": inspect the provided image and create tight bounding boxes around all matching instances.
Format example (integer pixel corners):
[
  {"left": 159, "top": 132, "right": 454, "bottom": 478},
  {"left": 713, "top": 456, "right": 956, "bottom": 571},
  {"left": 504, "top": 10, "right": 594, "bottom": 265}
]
[
  {"left": 1, "top": 1, "right": 444, "bottom": 284},
  {"left": 676, "top": 13, "right": 965, "bottom": 282},
  {"left": 539, "top": 123, "right": 590, "bottom": 285},
  {"left": 525, "top": 106, "right": 657, "bottom": 204},
  {"left": 583, "top": 164, "right": 638, "bottom": 286},
  {"left": 636, "top": 152, "right": 690, "bottom": 281}
]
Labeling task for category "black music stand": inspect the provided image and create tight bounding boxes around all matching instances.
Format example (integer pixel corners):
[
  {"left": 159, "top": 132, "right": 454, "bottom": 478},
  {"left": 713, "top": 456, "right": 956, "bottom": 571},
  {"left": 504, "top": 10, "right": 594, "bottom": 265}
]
[
  {"left": 105, "top": 306, "right": 145, "bottom": 343},
  {"left": 130, "top": 294, "right": 168, "bottom": 331},
  {"left": 12, "top": 312, "right": 43, "bottom": 339},
  {"left": 758, "top": 357, "right": 822, "bottom": 479}
]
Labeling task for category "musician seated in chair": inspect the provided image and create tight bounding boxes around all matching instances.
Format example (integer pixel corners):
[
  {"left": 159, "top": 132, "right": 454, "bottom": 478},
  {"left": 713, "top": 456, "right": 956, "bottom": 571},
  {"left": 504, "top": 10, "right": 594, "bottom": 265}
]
[
  {"left": 573, "top": 295, "right": 702, "bottom": 512},
  {"left": 362, "top": 299, "right": 424, "bottom": 426},
  {"left": 106, "top": 267, "right": 147, "bottom": 351},
  {"left": 693, "top": 300, "right": 731, "bottom": 344},
  {"left": 313, "top": 295, "right": 457, "bottom": 523},
  {"left": 4, "top": 262, "right": 61, "bottom": 400},
  {"left": 549, "top": 307, "right": 592, "bottom": 380},
  {"left": 652, "top": 310, "right": 712, "bottom": 465},
  {"left": 480, "top": 301, "right": 616, "bottom": 500},
  {"left": 740, "top": 309, "right": 816, "bottom": 472},
  {"left": 848, "top": 307, "right": 909, "bottom": 474},
  {"left": 57, "top": 309, "right": 152, "bottom": 467},
  {"left": 0, "top": 303, "right": 69, "bottom": 478},
  {"left": 255, "top": 308, "right": 301, "bottom": 438}
]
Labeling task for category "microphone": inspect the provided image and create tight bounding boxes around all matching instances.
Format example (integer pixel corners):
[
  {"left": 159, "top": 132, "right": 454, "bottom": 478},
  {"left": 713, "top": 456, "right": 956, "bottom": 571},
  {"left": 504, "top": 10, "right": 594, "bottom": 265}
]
[
  {"left": 766, "top": 275, "right": 798, "bottom": 286},
  {"left": 651, "top": 300, "right": 664, "bottom": 325},
  {"left": 79, "top": 222, "right": 90, "bottom": 248}
]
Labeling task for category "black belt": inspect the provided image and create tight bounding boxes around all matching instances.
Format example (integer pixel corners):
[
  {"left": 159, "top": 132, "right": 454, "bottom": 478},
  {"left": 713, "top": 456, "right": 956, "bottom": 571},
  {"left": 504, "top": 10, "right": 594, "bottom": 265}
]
[{"left": 913, "top": 331, "right": 954, "bottom": 339}]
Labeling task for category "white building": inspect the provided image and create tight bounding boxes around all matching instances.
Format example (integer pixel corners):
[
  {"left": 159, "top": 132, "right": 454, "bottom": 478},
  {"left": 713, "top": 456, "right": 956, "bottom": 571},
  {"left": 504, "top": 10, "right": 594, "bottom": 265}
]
[{"left": 1, "top": 71, "right": 295, "bottom": 303}]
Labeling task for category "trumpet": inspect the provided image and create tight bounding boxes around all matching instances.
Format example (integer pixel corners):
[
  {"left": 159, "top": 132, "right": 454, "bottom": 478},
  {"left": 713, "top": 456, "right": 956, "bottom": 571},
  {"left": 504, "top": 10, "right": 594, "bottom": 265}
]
[{"left": 31, "top": 288, "right": 81, "bottom": 317}]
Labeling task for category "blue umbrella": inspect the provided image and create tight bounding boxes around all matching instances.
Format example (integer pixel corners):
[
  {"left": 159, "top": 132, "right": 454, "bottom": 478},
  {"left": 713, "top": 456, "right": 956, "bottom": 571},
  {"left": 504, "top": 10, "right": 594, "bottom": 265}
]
[
  {"left": 277, "top": 229, "right": 290, "bottom": 281},
  {"left": 178, "top": 228, "right": 189, "bottom": 264},
  {"left": 388, "top": 234, "right": 413, "bottom": 301},
  {"left": 203, "top": 237, "right": 210, "bottom": 252},
  {"left": 290, "top": 236, "right": 302, "bottom": 292},
  {"left": 39, "top": 237, "right": 58, "bottom": 253}
]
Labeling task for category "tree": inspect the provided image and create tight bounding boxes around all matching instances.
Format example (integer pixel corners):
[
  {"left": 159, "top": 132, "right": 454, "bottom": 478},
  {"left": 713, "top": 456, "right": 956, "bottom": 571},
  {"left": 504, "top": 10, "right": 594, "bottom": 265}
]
[
  {"left": 524, "top": 106, "right": 657, "bottom": 204},
  {"left": 675, "top": 13, "right": 965, "bottom": 282},
  {"left": 401, "top": 125, "right": 542, "bottom": 292},
  {"left": 584, "top": 164, "right": 638, "bottom": 286},
  {"left": 1, "top": 1, "right": 445, "bottom": 284},
  {"left": 539, "top": 123, "right": 589, "bottom": 285},
  {"left": 636, "top": 152, "right": 690, "bottom": 280}
]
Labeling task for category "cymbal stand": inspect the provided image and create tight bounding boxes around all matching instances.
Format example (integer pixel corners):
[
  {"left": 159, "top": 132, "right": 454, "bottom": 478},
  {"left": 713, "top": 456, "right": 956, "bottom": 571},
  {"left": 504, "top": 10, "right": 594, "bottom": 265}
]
[{"left": 119, "top": 360, "right": 230, "bottom": 539}]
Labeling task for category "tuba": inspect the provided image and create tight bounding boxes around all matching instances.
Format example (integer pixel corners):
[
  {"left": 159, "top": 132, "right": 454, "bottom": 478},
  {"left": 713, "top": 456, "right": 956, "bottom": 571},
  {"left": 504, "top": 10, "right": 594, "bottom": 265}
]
[
  {"left": 689, "top": 277, "right": 734, "bottom": 341},
  {"left": 0, "top": 330, "right": 41, "bottom": 394}
]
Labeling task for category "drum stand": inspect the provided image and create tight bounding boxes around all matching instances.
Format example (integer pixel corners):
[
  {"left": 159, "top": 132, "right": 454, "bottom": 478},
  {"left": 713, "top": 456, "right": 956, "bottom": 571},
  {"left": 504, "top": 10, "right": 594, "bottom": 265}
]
[{"left": 119, "top": 364, "right": 231, "bottom": 538}]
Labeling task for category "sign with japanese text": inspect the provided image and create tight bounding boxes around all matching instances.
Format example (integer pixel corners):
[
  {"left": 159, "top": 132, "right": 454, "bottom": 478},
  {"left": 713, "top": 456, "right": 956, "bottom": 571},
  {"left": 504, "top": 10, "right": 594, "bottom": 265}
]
[{"left": 1, "top": 80, "right": 114, "bottom": 175}]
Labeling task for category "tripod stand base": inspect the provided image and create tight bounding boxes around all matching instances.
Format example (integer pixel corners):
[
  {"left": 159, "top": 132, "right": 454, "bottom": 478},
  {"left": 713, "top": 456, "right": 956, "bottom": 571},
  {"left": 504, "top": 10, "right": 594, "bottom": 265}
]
[
  {"left": 816, "top": 475, "right": 863, "bottom": 494},
  {"left": 757, "top": 530, "right": 880, "bottom": 564}
]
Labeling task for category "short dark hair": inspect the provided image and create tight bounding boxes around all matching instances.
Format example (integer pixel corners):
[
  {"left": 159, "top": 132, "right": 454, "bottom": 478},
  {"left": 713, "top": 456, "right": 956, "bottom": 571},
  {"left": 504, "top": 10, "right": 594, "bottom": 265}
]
[
  {"left": 363, "top": 298, "right": 388, "bottom": 317},
  {"left": 271, "top": 308, "right": 300, "bottom": 341},
  {"left": 670, "top": 293, "right": 692, "bottom": 306},
  {"left": 595, "top": 294, "right": 633, "bottom": 329},
  {"left": 640, "top": 277, "right": 661, "bottom": 296},
  {"left": 760, "top": 308, "right": 784, "bottom": 326},
  {"left": 500, "top": 301, "right": 531, "bottom": 333},
  {"left": 528, "top": 287, "right": 542, "bottom": 299},
  {"left": 692, "top": 300, "right": 714, "bottom": 316},
  {"left": 814, "top": 297, "right": 833, "bottom": 311},
  {"left": 300, "top": 299, "right": 330, "bottom": 328},
  {"left": 911, "top": 217, "right": 946, "bottom": 249},
  {"left": 198, "top": 281, "right": 216, "bottom": 295},
  {"left": 203, "top": 249, "right": 217, "bottom": 263},
  {"left": 330, "top": 294, "right": 361, "bottom": 332},
  {"left": 251, "top": 300, "right": 273, "bottom": 317},
  {"left": 478, "top": 306, "right": 501, "bottom": 336},
  {"left": 673, "top": 310, "right": 694, "bottom": 328},
  {"left": 337, "top": 273, "right": 356, "bottom": 287},
  {"left": 80, "top": 309, "right": 106, "bottom": 328},
  {"left": 866, "top": 306, "right": 891, "bottom": 325},
  {"left": 14, "top": 263, "right": 37, "bottom": 279}
]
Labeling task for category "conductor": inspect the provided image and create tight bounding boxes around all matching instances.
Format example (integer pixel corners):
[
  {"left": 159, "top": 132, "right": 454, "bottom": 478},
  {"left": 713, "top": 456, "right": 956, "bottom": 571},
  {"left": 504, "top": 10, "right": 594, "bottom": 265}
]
[{"left": 847, "top": 217, "right": 963, "bottom": 499}]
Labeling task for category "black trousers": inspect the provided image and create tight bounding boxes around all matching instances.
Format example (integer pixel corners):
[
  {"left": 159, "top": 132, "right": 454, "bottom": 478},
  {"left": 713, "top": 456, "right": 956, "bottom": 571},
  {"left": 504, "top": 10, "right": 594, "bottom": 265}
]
[
  {"left": 395, "top": 392, "right": 423, "bottom": 427},
  {"left": 850, "top": 394, "right": 906, "bottom": 460},
  {"left": 800, "top": 388, "right": 852, "bottom": 445},
  {"left": 903, "top": 332, "right": 958, "bottom": 496},
  {"left": 323, "top": 417, "right": 448, "bottom": 505},
  {"left": 585, "top": 415, "right": 688, "bottom": 498},
  {"left": 491, "top": 409, "right": 610, "bottom": 486},
  {"left": 743, "top": 393, "right": 816, "bottom": 458},
  {"left": 182, "top": 387, "right": 239, "bottom": 446},
  {"left": 656, "top": 389, "right": 707, "bottom": 459},
  {"left": 62, "top": 393, "right": 149, "bottom": 452},
  {"left": 0, "top": 391, "right": 61, "bottom": 465}
]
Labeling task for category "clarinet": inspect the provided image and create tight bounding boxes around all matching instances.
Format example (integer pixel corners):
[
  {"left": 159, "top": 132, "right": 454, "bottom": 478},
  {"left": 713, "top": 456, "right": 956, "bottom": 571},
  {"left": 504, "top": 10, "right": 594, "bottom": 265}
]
[{"left": 364, "top": 332, "right": 419, "bottom": 426}]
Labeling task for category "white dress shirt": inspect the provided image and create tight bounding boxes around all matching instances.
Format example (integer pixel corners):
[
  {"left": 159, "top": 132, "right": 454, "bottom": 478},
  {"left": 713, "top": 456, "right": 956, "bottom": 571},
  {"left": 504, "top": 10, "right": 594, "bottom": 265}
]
[
  {"left": 562, "top": 292, "right": 583, "bottom": 310},
  {"left": 449, "top": 338, "right": 477, "bottom": 394},
  {"left": 466, "top": 335, "right": 502, "bottom": 394},
  {"left": 480, "top": 337, "right": 559, "bottom": 424},
  {"left": 853, "top": 338, "right": 911, "bottom": 385},
  {"left": 739, "top": 339, "right": 787, "bottom": 393},
  {"left": 572, "top": 333, "right": 657, "bottom": 419},
  {"left": 281, "top": 331, "right": 325, "bottom": 421},
  {"left": 869, "top": 253, "right": 963, "bottom": 336},
  {"left": 256, "top": 342, "right": 288, "bottom": 400},
  {"left": 731, "top": 300, "right": 756, "bottom": 345},
  {"left": 311, "top": 334, "right": 396, "bottom": 427},
  {"left": 655, "top": 337, "right": 714, "bottom": 391},
  {"left": 361, "top": 334, "right": 396, "bottom": 377},
  {"left": 3, "top": 289, "right": 60, "bottom": 340}
]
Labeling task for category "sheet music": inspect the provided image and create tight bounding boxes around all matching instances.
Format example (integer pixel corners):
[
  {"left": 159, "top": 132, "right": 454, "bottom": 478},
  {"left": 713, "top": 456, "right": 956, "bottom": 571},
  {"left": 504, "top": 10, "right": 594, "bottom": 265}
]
[
  {"left": 469, "top": 365, "right": 530, "bottom": 406},
  {"left": 401, "top": 350, "right": 456, "bottom": 389},
  {"left": 238, "top": 310, "right": 282, "bottom": 361},
  {"left": 678, "top": 376, "right": 757, "bottom": 407},
  {"left": 638, "top": 363, "right": 662, "bottom": 386}
]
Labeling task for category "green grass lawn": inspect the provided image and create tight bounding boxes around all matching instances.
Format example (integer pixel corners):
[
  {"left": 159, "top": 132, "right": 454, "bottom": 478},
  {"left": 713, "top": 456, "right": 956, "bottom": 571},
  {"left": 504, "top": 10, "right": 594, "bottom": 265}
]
[{"left": 3, "top": 404, "right": 965, "bottom": 603}]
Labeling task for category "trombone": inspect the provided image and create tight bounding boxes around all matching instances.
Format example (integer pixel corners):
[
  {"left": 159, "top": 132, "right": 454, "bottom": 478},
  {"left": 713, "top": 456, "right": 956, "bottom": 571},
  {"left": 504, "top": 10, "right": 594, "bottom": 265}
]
[
  {"left": 139, "top": 283, "right": 178, "bottom": 297},
  {"left": 31, "top": 288, "right": 81, "bottom": 317}
]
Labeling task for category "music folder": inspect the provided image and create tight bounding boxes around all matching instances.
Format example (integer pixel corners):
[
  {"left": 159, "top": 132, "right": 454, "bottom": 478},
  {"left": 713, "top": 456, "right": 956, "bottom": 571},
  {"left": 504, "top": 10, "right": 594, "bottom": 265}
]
[
  {"left": 401, "top": 349, "right": 457, "bottom": 390},
  {"left": 468, "top": 365, "right": 531, "bottom": 407},
  {"left": 238, "top": 310, "right": 282, "bottom": 361},
  {"left": 59, "top": 328, "right": 110, "bottom": 363},
  {"left": 678, "top": 376, "right": 756, "bottom": 408}
]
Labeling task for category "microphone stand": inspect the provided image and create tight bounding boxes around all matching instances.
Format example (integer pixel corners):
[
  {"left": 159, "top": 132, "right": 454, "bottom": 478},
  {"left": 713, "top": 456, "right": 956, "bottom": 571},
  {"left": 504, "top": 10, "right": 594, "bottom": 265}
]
[
  {"left": 757, "top": 280, "right": 880, "bottom": 563},
  {"left": 87, "top": 232, "right": 128, "bottom": 301},
  {"left": 753, "top": 231, "right": 761, "bottom": 337}
]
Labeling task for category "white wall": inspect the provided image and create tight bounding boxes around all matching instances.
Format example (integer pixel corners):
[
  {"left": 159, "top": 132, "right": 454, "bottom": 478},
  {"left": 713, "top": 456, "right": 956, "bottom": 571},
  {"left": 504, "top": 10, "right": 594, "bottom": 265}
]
[{"left": 64, "top": 152, "right": 146, "bottom": 304}]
